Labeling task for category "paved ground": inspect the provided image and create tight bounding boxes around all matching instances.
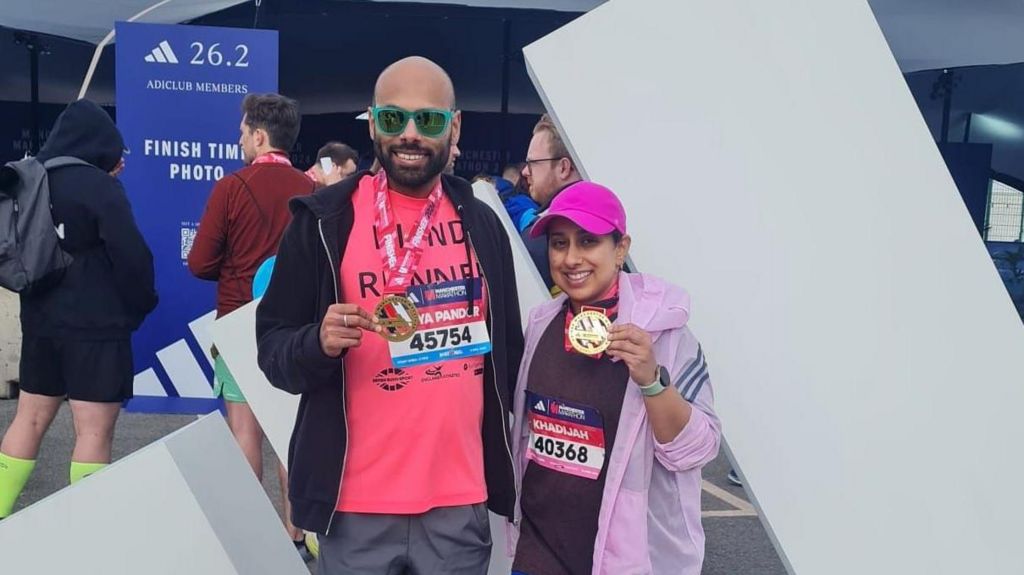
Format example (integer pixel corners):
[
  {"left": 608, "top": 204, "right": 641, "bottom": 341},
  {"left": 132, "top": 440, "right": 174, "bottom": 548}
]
[{"left": 1, "top": 399, "right": 786, "bottom": 574}]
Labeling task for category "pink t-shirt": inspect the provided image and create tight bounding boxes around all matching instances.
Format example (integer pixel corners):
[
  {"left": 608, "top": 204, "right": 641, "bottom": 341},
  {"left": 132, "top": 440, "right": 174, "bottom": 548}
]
[{"left": 337, "top": 174, "right": 489, "bottom": 514}]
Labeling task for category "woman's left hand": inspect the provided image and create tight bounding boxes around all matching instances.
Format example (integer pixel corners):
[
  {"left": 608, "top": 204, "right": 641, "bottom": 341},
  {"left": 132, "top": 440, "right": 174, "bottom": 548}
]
[{"left": 606, "top": 323, "right": 658, "bottom": 386}]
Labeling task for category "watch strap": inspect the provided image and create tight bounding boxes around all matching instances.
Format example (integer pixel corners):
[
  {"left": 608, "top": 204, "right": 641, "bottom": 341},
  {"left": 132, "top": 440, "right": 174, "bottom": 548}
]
[{"left": 638, "top": 365, "right": 669, "bottom": 397}]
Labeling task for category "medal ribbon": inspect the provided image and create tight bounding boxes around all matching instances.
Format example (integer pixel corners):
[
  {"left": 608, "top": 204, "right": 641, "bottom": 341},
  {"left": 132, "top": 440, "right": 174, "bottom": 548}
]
[
  {"left": 373, "top": 171, "right": 444, "bottom": 294},
  {"left": 251, "top": 151, "right": 293, "bottom": 166}
]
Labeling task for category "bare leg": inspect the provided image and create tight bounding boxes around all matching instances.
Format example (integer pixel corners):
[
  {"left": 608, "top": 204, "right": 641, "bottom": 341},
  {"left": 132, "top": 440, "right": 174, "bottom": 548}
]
[
  {"left": 68, "top": 400, "right": 121, "bottom": 463},
  {"left": 1, "top": 391, "right": 63, "bottom": 459},
  {"left": 225, "top": 401, "right": 263, "bottom": 480}
]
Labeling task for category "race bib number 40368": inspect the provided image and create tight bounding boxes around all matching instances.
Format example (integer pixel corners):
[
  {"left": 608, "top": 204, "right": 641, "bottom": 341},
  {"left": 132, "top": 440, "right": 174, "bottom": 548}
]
[{"left": 525, "top": 391, "right": 606, "bottom": 480}]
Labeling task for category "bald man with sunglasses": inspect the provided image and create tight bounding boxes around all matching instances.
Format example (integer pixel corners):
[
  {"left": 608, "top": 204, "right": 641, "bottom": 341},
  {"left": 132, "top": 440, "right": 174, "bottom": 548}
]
[{"left": 256, "top": 56, "right": 524, "bottom": 575}]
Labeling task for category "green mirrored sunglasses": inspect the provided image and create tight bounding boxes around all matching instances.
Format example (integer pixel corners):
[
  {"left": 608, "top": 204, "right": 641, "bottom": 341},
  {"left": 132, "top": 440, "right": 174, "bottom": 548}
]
[{"left": 371, "top": 106, "right": 454, "bottom": 138}]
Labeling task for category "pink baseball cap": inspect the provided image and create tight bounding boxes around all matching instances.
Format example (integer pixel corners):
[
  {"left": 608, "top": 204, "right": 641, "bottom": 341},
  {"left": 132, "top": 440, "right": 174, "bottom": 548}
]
[{"left": 529, "top": 181, "right": 627, "bottom": 238}]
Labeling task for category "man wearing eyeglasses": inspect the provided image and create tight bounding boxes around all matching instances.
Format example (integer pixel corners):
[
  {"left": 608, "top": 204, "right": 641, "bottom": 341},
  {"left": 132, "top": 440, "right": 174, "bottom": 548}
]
[
  {"left": 521, "top": 115, "right": 582, "bottom": 290},
  {"left": 256, "top": 56, "right": 523, "bottom": 575}
]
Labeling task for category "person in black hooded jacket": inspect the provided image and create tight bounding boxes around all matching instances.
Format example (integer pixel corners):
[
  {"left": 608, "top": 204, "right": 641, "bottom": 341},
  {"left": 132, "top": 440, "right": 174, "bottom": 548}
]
[
  {"left": 257, "top": 58, "right": 523, "bottom": 573},
  {"left": 0, "top": 99, "right": 157, "bottom": 519}
]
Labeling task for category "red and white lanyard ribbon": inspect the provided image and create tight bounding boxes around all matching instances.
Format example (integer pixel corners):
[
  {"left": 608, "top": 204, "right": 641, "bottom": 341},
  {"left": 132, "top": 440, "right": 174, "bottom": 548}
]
[{"left": 373, "top": 171, "right": 444, "bottom": 294}]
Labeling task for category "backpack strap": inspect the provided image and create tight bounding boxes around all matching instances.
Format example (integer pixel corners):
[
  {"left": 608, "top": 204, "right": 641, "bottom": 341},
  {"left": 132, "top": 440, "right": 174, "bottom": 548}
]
[
  {"left": 42, "top": 156, "right": 95, "bottom": 171},
  {"left": 0, "top": 165, "right": 17, "bottom": 197}
]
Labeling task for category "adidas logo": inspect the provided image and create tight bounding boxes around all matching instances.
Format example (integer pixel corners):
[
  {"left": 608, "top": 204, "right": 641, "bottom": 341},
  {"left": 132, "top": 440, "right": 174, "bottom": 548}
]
[
  {"left": 144, "top": 41, "right": 179, "bottom": 64},
  {"left": 534, "top": 400, "right": 546, "bottom": 412}
]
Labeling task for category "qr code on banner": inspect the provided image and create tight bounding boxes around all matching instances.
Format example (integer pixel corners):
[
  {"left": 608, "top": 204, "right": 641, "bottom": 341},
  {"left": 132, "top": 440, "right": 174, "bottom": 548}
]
[{"left": 180, "top": 226, "right": 197, "bottom": 260}]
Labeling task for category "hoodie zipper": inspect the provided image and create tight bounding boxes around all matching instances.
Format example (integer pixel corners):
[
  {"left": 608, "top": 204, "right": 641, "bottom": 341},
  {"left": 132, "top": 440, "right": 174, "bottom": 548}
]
[
  {"left": 460, "top": 205, "right": 519, "bottom": 515},
  {"left": 318, "top": 218, "right": 347, "bottom": 536}
]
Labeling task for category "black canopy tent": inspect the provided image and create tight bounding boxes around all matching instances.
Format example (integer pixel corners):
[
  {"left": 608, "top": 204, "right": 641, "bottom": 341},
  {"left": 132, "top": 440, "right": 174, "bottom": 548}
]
[
  {"left": 0, "top": 1, "right": 586, "bottom": 172},
  {"left": 5, "top": 0, "right": 1024, "bottom": 179}
]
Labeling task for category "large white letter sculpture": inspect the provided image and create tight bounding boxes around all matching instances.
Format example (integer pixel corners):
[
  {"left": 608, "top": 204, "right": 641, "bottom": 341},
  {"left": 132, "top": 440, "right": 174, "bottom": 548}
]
[
  {"left": 525, "top": 0, "right": 1024, "bottom": 573},
  {"left": 0, "top": 415, "right": 307, "bottom": 574}
]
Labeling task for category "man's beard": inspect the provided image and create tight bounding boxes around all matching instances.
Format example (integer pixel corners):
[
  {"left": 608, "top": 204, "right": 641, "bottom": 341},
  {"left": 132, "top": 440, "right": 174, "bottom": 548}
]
[{"left": 374, "top": 137, "right": 450, "bottom": 191}]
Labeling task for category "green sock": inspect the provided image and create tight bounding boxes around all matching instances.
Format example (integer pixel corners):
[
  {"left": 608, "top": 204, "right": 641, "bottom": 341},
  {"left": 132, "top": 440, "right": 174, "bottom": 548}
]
[
  {"left": 70, "top": 461, "right": 107, "bottom": 485},
  {"left": 0, "top": 452, "right": 36, "bottom": 518}
]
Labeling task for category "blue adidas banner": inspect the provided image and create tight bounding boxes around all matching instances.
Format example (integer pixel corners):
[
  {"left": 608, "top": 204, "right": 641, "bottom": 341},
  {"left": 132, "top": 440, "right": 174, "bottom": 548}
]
[{"left": 115, "top": 22, "right": 278, "bottom": 414}]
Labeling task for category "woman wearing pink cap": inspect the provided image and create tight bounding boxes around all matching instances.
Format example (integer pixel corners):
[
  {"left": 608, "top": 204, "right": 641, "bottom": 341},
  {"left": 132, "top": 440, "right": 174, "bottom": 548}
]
[{"left": 508, "top": 181, "right": 721, "bottom": 575}]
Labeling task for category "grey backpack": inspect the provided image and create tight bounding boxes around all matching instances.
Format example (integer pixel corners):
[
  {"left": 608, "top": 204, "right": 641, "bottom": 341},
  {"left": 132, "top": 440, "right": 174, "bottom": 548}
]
[{"left": 0, "top": 156, "right": 84, "bottom": 293}]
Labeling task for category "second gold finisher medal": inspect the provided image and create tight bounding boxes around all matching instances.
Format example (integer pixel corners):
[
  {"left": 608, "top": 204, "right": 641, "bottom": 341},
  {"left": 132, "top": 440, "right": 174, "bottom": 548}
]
[{"left": 568, "top": 310, "right": 612, "bottom": 356}]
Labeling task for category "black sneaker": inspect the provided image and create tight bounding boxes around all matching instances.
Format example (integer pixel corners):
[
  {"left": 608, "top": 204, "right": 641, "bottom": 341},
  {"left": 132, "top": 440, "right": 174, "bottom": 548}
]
[{"left": 726, "top": 469, "right": 743, "bottom": 487}]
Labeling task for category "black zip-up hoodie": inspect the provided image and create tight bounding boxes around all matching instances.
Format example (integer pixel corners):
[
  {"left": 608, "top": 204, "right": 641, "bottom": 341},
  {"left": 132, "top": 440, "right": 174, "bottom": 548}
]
[
  {"left": 256, "top": 171, "right": 524, "bottom": 534},
  {"left": 22, "top": 100, "right": 158, "bottom": 339}
]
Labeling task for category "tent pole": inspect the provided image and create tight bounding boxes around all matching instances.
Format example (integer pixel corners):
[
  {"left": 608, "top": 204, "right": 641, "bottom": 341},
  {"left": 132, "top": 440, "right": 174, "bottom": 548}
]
[
  {"left": 14, "top": 31, "right": 45, "bottom": 155},
  {"left": 30, "top": 39, "right": 39, "bottom": 154},
  {"left": 939, "top": 70, "right": 953, "bottom": 144},
  {"left": 500, "top": 18, "right": 512, "bottom": 168},
  {"left": 78, "top": 0, "right": 174, "bottom": 100}
]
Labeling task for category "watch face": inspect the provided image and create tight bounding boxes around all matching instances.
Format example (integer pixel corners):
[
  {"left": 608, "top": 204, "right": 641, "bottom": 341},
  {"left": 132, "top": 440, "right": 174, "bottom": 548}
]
[{"left": 659, "top": 366, "right": 671, "bottom": 387}]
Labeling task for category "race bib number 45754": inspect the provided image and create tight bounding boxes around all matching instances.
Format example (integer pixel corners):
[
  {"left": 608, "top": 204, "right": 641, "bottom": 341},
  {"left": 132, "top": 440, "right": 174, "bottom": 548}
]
[
  {"left": 525, "top": 391, "right": 606, "bottom": 480},
  {"left": 389, "top": 321, "right": 491, "bottom": 367},
  {"left": 388, "top": 278, "right": 491, "bottom": 368}
]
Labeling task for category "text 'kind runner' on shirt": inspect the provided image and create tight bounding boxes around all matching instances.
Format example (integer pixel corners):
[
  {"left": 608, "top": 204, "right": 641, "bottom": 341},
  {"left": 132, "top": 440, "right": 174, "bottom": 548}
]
[{"left": 337, "top": 172, "right": 490, "bottom": 514}]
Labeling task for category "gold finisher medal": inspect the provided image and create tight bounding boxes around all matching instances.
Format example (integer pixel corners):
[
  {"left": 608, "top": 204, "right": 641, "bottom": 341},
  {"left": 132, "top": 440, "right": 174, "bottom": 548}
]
[
  {"left": 568, "top": 310, "right": 612, "bottom": 356},
  {"left": 375, "top": 294, "right": 420, "bottom": 343}
]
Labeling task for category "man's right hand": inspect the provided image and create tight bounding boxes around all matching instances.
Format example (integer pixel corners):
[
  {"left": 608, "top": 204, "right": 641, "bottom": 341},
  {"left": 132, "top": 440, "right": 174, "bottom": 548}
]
[{"left": 319, "top": 304, "right": 380, "bottom": 358}]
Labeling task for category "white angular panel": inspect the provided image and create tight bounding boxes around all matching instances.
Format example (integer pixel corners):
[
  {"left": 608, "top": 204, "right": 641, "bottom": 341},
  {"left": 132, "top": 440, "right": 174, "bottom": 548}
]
[
  {"left": 0, "top": 415, "right": 306, "bottom": 575},
  {"left": 525, "top": 0, "right": 1024, "bottom": 573},
  {"left": 133, "top": 367, "right": 167, "bottom": 397},
  {"left": 157, "top": 339, "right": 214, "bottom": 399},
  {"left": 472, "top": 180, "right": 550, "bottom": 326},
  {"left": 210, "top": 299, "right": 298, "bottom": 470},
  {"left": 469, "top": 181, "right": 543, "bottom": 575}
]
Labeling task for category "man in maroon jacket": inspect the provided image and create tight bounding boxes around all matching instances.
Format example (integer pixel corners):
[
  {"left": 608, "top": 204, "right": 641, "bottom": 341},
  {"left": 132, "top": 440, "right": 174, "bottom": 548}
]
[{"left": 188, "top": 92, "right": 314, "bottom": 556}]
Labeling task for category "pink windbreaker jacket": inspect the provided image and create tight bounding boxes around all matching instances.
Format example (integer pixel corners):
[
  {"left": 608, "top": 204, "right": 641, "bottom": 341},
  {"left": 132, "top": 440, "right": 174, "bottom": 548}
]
[{"left": 509, "top": 272, "right": 722, "bottom": 575}]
